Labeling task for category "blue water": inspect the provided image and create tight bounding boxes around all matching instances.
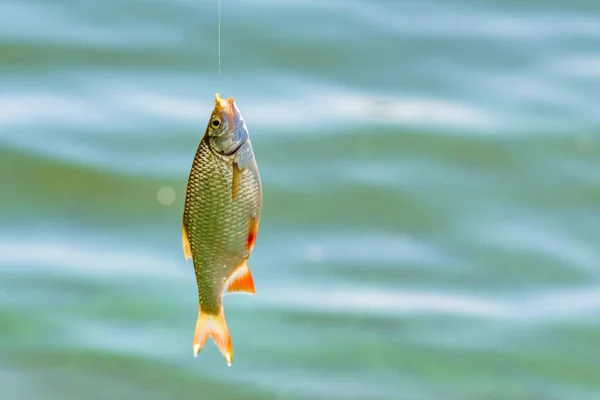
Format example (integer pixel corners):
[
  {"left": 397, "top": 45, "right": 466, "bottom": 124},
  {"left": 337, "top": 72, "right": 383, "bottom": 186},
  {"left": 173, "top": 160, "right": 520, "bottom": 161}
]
[{"left": 1, "top": 0, "right": 599, "bottom": 399}]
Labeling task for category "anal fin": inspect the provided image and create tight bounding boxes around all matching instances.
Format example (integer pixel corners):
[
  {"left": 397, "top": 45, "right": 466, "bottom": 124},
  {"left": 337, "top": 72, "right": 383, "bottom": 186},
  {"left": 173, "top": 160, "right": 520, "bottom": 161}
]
[
  {"left": 182, "top": 223, "right": 192, "bottom": 261},
  {"left": 226, "top": 262, "right": 255, "bottom": 295}
]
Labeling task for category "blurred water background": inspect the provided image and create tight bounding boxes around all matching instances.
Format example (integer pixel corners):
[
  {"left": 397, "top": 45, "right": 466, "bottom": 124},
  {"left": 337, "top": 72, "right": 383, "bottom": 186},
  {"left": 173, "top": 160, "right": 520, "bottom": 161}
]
[{"left": 1, "top": 0, "right": 599, "bottom": 399}]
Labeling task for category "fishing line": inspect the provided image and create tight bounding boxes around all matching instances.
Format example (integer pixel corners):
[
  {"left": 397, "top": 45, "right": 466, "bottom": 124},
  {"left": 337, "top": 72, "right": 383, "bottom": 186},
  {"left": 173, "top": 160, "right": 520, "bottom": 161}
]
[{"left": 218, "top": 0, "right": 221, "bottom": 84}]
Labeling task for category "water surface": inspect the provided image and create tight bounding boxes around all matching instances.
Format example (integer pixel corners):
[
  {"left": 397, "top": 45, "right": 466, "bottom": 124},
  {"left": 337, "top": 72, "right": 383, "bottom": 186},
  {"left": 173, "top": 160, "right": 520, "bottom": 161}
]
[{"left": 1, "top": 0, "right": 599, "bottom": 399}]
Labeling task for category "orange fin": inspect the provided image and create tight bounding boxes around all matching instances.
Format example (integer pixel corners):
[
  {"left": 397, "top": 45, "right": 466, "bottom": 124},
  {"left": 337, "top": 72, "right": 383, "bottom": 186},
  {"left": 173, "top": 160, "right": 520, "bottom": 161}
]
[
  {"left": 246, "top": 216, "right": 260, "bottom": 252},
  {"left": 226, "top": 262, "right": 255, "bottom": 295},
  {"left": 193, "top": 307, "right": 233, "bottom": 366},
  {"left": 232, "top": 162, "right": 242, "bottom": 200},
  {"left": 182, "top": 223, "right": 192, "bottom": 261}
]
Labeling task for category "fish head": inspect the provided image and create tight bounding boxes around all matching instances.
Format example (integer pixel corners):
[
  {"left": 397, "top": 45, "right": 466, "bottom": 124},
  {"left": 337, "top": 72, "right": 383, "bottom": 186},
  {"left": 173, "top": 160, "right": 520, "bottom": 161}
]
[{"left": 206, "top": 93, "right": 249, "bottom": 156}]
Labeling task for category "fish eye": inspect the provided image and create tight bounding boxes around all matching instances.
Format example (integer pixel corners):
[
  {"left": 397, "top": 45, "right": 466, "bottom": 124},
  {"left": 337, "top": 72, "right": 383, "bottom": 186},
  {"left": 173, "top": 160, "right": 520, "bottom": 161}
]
[{"left": 210, "top": 117, "right": 222, "bottom": 129}]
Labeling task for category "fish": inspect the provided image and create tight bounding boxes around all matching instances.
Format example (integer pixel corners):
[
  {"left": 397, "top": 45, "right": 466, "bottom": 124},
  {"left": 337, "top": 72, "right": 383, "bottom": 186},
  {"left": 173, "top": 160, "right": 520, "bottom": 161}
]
[{"left": 181, "top": 93, "right": 262, "bottom": 366}]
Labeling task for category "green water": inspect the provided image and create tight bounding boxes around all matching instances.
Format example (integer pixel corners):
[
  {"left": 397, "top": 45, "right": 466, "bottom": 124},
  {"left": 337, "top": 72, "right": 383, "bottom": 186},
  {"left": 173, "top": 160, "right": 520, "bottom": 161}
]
[{"left": 1, "top": 0, "right": 599, "bottom": 399}]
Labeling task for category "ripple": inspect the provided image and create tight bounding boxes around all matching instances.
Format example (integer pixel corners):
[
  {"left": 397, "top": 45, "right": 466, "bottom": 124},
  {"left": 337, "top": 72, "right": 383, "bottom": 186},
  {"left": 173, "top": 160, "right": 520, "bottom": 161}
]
[
  {"left": 266, "top": 231, "right": 448, "bottom": 268},
  {"left": 259, "top": 284, "right": 600, "bottom": 322},
  {"left": 0, "top": 2, "right": 184, "bottom": 47},
  {"left": 471, "top": 219, "right": 600, "bottom": 276},
  {"left": 0, "top": 87, "right": 495, "bottom": 133},
  {"left": 0, "top": 236, "right": 184, "bottom": 281}
]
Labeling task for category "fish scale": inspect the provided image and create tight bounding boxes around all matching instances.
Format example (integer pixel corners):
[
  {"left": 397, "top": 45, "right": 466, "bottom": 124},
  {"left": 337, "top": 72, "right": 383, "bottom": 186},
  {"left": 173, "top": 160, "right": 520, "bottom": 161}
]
[{"left": 185, "top": 139, "right": 256, "bottom": 311}]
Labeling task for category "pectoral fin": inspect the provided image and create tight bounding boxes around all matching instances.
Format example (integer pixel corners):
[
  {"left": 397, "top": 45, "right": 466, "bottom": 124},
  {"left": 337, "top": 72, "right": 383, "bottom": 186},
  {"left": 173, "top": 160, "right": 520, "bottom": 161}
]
[
  {"left": 182, "top": 223, "right": 192, "bottom": 261},
  {"left": 232, "top": 140, "right": 256, "bottom": 201},
  {"left": 232, "top": 162, "right": 243, "bottom": 201},
  {"left": 246, "top": 216, "right": 260, "bottom": 252}
]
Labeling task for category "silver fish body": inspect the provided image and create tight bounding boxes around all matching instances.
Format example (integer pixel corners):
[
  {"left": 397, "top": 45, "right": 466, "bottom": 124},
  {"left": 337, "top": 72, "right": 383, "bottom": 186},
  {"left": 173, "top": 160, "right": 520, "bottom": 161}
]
[{"left": 181, "top": 94, "right": 262, "bottom": 365}]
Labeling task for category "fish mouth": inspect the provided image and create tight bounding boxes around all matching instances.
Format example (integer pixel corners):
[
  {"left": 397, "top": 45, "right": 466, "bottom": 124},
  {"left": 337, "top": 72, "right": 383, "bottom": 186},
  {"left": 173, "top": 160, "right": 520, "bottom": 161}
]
[{"left": 215, "top": 93, "right": 236, "bottom": 117}]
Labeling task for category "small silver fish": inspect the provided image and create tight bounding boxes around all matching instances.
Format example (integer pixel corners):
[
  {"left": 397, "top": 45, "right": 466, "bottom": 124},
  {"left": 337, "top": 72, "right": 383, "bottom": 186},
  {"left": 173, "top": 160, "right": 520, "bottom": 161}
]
[{"left": 181, "top": 93, "right": 262, "bottom": 365}]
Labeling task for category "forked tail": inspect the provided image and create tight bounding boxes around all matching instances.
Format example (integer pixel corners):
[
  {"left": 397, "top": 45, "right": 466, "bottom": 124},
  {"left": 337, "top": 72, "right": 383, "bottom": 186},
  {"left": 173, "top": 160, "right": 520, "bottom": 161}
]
[{"left": 193, "top": 306, "right": 233, "bottom": 366}]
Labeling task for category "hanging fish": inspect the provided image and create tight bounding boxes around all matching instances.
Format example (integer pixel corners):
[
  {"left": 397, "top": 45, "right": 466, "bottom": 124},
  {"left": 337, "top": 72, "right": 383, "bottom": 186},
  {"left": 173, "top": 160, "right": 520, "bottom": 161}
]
[{"left": 181, "top": 93, "right": 262, "bottom": 366}]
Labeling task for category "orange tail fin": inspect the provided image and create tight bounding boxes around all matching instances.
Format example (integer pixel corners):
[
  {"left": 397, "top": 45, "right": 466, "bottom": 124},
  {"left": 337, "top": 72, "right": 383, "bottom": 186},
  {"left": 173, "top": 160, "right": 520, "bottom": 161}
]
[{"left": 193, "top": 307, "right": 233, "bottom": 366}]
